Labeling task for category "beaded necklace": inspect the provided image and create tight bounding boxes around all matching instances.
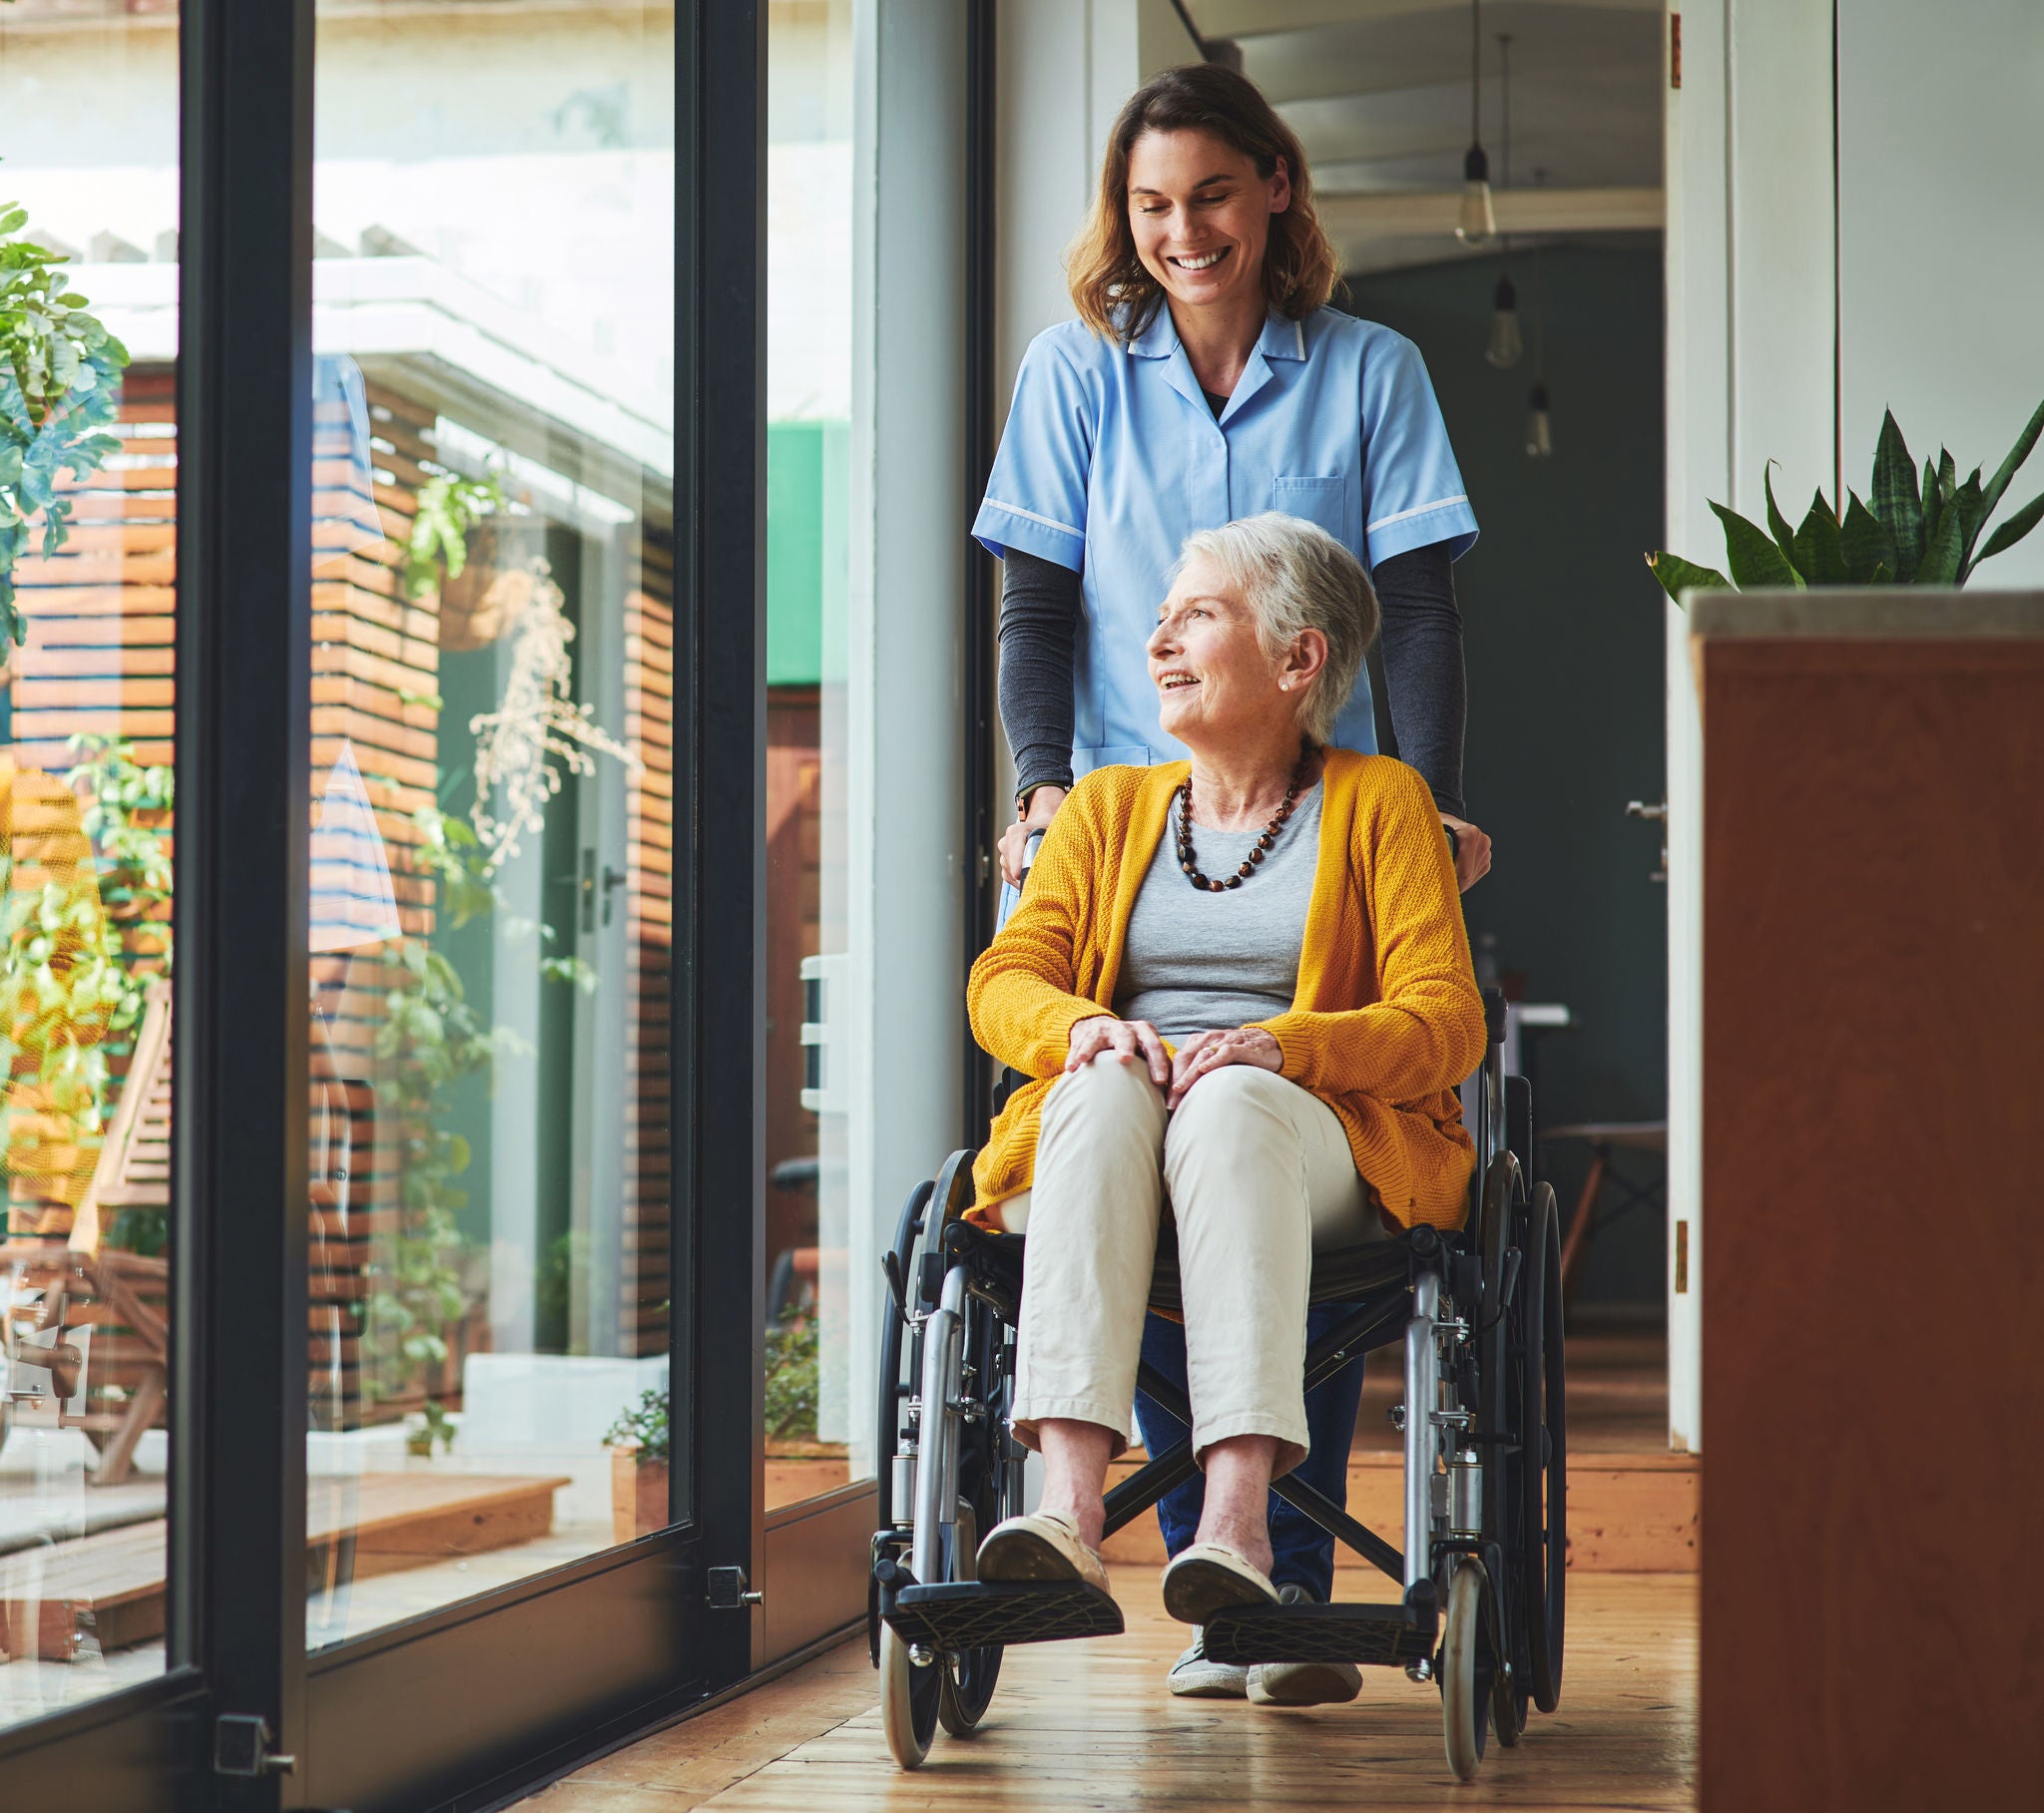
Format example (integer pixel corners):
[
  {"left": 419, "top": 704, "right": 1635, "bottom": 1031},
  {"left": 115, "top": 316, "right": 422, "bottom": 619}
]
[{"left": 1174, "top": 742, "right": 1316, "bottom": 893}]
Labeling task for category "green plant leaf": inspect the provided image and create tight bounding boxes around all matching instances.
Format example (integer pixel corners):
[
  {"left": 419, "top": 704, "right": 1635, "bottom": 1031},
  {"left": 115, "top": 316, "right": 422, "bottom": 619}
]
[
  {"left": 1952, "top": 471, "right": 1987, "bottom": 576},
  {"left": 1790, "top": 491, "right": 1849, "bottom": 585},
  {"left": 1764, "top": 462, "right": 1797, "bottom": 563},
  {"left": 1916, "top": 497, "right": 1962, "bottom": 585},
  {"left": 1869, "top": 410, "right": 1922, "bottom": 578},
  {"left": 1981, "top": 395, "right": 2044, "bottom": 520},
  {"left": 1937, "top": 447, "right": 1956, "bottom": 508},
  {"left": 1711, "top": 501, "right": 1802, "bottom": 589},
  {"left": 1839, "top": 490, "right": 1896, "bottom": 584},
  {"left": 1976, "top": 486, "right": 2044, "bottom": 564},
  {"left": 1645, "top": 550, "right": 1731, "bottom": 603}
]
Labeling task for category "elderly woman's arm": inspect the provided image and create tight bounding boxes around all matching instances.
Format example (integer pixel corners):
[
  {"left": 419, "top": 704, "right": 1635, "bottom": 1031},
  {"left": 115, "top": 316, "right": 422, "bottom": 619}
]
[
  {"left": 1254, "top": 764, "right": 1487, "bottom": 1102},
  {"left": 967, "top": 792, "right": 1118, "bottom": 1080}
]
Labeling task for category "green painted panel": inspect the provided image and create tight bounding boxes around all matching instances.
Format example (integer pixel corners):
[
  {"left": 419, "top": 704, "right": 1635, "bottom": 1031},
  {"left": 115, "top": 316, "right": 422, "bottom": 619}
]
[{"left": 766, "top": 420, "right": 849, "bottom": 686}]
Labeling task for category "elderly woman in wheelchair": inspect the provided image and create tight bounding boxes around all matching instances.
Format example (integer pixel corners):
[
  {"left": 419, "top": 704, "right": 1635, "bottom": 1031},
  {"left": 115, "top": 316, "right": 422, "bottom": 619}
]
[
  {"left": 965, "top": 509, "right": 1487, "bottom": 1620},
  {"left": 874, "top": 511, "right": 1565, "bottom": 1778}
]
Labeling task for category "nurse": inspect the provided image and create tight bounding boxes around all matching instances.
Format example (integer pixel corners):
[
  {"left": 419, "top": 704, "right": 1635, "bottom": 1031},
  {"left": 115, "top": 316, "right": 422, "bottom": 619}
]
[{"left": 973, "top": 64, "right": 1489, "bottom": 1708}]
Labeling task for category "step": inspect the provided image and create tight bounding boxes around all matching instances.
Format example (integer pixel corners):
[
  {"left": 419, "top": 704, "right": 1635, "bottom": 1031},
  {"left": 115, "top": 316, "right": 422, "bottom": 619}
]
[
  {"left": 1101, "top": 1449, "right": 1698, "bottom": 1573},
  {"left": 0, "top": 1471, "right": 569, "bottom": 1662}
]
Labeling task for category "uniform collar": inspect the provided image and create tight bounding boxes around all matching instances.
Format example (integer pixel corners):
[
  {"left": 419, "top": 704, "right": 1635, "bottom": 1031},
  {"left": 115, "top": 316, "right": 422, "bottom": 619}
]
[{"left": 1124, "top": 303, "right": 1308, "bottom": 363}]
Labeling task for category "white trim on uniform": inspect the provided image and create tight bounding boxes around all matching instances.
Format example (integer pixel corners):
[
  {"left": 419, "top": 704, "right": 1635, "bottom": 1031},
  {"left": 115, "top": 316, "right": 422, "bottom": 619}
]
[
  {"left": 1365, "top": 494, "right": 1470, "bottom": 534},
  {"left": 983, "top": 497, "right": 1085, "bottom": 540}
]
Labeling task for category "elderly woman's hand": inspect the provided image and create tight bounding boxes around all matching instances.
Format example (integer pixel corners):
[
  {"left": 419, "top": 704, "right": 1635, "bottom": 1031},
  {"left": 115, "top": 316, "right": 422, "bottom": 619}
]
[
  {"left": 1065, "top": 1015, "right": 1171, "bottom": 1087},
  {"left": 1167, "top": 1026, "right": 1282, "bottom": 1110}
]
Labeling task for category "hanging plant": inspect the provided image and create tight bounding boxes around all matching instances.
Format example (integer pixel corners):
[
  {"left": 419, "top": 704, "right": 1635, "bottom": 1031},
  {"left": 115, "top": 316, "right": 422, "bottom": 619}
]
[
  {"left": 467, "top": 561, "right": 642, "bottom": 874},
  {"left": 0, "top": 196, "right": 132, "bottom": 660}
]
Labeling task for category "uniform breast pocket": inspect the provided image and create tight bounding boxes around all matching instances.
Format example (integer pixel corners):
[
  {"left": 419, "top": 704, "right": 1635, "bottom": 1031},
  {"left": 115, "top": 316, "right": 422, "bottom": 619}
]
[{"left": 1270, "top": 475, "right": 1352, "bottom": 544}]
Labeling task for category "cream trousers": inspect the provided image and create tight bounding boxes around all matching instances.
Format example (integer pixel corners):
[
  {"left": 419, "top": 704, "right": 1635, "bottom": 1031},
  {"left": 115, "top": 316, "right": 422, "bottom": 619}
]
[{"left": 1000, "top": 1055, "right": 1383, "bottom": 1476}]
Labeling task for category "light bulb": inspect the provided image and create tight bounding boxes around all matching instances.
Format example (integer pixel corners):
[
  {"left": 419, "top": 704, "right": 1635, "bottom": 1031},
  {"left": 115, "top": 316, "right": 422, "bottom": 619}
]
[
  {"left": 1525, "top": 383, "right": 1553, "bottom": 459},
  {"left": 1456, "top": 144, "right": 1496, "bottom": 246},
  {"left": 1486, "top": 272, "right": 1523, "bottom": 368}
]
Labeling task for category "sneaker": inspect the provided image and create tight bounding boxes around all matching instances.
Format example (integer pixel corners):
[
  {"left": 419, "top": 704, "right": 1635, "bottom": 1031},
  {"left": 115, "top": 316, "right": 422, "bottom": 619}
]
[
  {"left": 1168, "top": 1628, "right": 1249, "bottom": 1699},
  {"left": 1246, "top": 1585, "right": 1363, "bottom": 1707},
  {"left": 975, "top": 1511, "right": 1112, "bottom": 1597},
  {"left": 1160, "top": 1542, "right": 1280, "bottom": 1624}
]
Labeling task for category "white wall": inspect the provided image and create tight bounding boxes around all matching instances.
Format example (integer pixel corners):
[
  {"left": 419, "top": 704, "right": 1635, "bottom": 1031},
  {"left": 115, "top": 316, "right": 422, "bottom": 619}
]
[
  {"left": 1663, "top": 0, "right": 1835, "bottom": 1453},
  {"left": 839, "top": 0, "right": 970, "bottom": 1477},
  {"left": 1837, "top": 0, "right": 2044, "bottom": 589}
]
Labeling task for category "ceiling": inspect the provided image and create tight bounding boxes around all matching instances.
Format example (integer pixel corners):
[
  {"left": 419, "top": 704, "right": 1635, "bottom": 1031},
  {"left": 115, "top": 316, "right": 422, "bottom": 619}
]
[{"left": 1182, "top": 0, "right": 1665, "bottom": 275}]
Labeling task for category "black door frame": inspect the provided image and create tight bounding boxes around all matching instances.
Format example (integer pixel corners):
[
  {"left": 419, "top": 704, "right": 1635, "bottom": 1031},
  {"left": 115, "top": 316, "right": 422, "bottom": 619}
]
[{"left": 0, "top": 1, "right": 766, "bottom": 1808}]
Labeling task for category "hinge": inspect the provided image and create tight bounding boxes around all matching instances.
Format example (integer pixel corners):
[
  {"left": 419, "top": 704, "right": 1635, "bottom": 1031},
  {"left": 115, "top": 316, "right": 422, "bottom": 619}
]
[
  {"left": 1670, "top": 13, "right": 1682, "bottom": 89},
  {"left": 707, "top": 1565, "right": 764, "bottom": 1609},
  {"left": 214, "top": 1713, "right": 295, "bottom": 1778}
]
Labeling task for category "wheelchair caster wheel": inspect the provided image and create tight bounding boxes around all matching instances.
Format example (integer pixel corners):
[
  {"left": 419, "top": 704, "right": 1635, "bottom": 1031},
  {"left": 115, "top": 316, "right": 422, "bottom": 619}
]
[
  {"left": 1440, "top": 1559, "right": 1491, "bottom": 1781},
  {"left": 880, "top": 1622, "right": 940, "bottom": 1769}
]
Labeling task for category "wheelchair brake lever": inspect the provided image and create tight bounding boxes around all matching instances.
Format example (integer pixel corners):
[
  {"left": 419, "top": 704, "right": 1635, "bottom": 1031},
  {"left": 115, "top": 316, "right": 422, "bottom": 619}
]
[{"left": 881, "top": 1248, "right": 909, "bottom": 1324}]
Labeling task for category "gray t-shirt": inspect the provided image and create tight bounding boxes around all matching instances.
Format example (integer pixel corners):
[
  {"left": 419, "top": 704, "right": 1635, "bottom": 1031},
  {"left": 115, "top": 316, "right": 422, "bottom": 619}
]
[{"left": 1114, "top": 782, "right": 1321, "bottom": 1040}]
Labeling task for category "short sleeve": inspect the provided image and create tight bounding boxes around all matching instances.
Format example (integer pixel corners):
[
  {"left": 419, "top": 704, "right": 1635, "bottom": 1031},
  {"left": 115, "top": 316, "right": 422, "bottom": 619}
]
[
  {"left": 973, "top": 330, "right": 1095, "bottom": 572},
  {"left": 1359, "top": 332, "right": 1479, "bottom": 568}
]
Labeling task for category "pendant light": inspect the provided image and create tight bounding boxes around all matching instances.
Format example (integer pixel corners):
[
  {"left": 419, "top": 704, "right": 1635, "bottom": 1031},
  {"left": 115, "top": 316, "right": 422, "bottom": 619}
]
[
  {"left": 1455, "top": 0, "right": 1496, "bottom": 245},
  {"left": 1524, "top": 172, "right": 1554, "bottom": 457},
  {"left": 1484, "top": 32, "right": 1523, "bottom": 367}
]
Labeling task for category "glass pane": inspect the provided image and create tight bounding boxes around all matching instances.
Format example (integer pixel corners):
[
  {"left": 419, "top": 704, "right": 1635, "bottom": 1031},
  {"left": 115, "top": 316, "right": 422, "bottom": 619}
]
[
  {"left": 303, "top": 2, "right": 678, "bottom": 1649},
  {"left": 0, "top": 0, "right": 180, "bottom": 1729},
  {"left": 764, "top": 0, "right": 857, "bottom": 1511}
]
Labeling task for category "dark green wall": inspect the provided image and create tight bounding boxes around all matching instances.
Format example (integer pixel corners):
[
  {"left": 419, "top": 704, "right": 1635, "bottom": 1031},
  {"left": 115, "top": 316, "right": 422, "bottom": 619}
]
[{"left": 1346, "top": 244, "right": 1668, "bottom": 1304}]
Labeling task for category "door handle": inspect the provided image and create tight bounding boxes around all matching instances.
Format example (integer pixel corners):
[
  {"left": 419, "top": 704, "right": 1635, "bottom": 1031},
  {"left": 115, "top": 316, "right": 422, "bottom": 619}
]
[{"left": 1625, "top": 799, "right": 1668, "bottom": 882}]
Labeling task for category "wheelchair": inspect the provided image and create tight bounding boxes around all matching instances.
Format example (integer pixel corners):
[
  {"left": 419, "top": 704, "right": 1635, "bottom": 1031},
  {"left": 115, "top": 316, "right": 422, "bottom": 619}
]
[{"left": 869, "top": 983, "right": 1567, "bottom": 1779}]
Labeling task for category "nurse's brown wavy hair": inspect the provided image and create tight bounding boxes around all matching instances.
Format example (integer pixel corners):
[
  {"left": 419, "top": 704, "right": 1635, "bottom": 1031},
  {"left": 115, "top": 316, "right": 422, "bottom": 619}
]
[{"left": 1068, "top": 64, "right": 1339, "bottom": 341}]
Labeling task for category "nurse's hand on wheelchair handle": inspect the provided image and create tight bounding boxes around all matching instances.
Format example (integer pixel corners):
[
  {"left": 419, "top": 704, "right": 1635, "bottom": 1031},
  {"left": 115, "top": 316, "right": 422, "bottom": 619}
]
[
  {"left": 1441, "top": 813, "right": 1491, "bottom": 891},
  {"left": 1166, "top": 1026, "right": 1282, "bottom": 1110},
  {"left": 999, "top": 785, "right": 1069, "bottom": 886},
  {"left": 1065, "top": 1014, "right": 1171, "bottom": 1087}
]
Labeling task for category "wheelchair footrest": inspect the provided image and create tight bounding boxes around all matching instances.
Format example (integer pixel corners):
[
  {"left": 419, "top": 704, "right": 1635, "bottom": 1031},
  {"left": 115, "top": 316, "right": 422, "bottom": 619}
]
[
  {"left": 883, "top": 1580, "right": 1124, "bottom": 1650},
  {"left": 1202, "top": 1598, "right": 1435, "bottom": 1668}
]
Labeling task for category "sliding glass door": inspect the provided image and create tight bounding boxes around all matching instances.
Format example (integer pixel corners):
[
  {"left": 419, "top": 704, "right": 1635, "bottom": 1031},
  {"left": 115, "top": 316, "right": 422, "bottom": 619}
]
[{"left": 0, "top": 1, "right": 765, "bottom": 1808}]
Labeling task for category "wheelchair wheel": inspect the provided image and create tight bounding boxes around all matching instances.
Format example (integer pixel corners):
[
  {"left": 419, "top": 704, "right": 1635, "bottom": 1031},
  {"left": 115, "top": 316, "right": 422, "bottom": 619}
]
[
  {"left": 937, "top": 1296, "right": 1013, "bottom": 1735},
  {"left": 1523, "top": 1181, "right": 1567, "bottom": 1713},
  {"left": 1439, "top": 1558, "right": 1492, "bottom": 1781},
  {"left": 880, "top": 1622, "right": 941, "bottom": 1768},
  {"left": 1474, "top": 1152, "right": 1529, "bottom": 1748}
]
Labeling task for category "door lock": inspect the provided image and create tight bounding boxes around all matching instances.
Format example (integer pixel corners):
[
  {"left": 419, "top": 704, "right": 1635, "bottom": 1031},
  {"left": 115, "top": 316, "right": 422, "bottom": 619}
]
[
  {"left": 707, "top": 1565, "right": 764, "bottom": 1609},
  {"left": 214, "top": 1712, "right": 295, "bottom": 1777}
]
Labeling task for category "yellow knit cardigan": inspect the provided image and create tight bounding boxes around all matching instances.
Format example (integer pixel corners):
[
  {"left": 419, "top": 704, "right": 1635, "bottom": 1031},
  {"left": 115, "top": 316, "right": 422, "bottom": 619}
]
[{"left": 966, "top": 749, "right": 1487, "bottom": 1229}]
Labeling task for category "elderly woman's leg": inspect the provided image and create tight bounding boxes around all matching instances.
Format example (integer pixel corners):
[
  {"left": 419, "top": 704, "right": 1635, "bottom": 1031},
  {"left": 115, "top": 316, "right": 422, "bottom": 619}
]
[
  {"left": 1162, "top": 1066, "right": 1378, "bottom": 1578},
  {"left": 990, "top": 1055, "right": 1167, "bottom": 1573}
]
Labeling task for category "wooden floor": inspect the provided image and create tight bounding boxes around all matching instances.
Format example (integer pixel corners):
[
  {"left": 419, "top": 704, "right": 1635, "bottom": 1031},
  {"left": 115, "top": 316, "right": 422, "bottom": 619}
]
[{"left": 523, "top": 1565, "right": 1697, "bottom": 1812}]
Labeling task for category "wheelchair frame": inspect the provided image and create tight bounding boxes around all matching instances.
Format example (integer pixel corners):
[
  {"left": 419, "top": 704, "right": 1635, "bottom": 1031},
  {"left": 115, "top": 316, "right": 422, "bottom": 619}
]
[{"left": 870, "top": 987, "right": 1567, "bottom": 1780}]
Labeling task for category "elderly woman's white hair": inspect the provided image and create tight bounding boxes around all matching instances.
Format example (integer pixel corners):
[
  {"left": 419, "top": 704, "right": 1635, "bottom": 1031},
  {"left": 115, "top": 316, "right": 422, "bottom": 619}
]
[{"left": 1174, "top": 512, "right": 1379, "bottom": 744}]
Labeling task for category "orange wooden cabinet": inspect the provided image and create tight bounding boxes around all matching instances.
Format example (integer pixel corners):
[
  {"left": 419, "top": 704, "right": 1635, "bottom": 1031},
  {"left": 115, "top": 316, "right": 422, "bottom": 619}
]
[{"left": 1694, "top": 593, "right": 2044, "bottom": 1811}]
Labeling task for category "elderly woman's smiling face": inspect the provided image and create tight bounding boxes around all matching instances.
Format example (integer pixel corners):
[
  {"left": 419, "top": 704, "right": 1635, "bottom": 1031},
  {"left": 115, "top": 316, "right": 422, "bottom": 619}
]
[{"left": 1147, "top": 551, "right": 1321, "bottom": 748}]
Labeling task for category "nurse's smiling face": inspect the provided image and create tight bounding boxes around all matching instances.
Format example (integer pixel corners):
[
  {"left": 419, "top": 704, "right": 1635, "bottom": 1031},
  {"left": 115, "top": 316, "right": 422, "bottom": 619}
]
[
  {"left": 1148, "top": 551, "right": 1318, "bottom": 749},
  {"left": 1126, "top": 129, "right": 1289, "bottom": 316}
]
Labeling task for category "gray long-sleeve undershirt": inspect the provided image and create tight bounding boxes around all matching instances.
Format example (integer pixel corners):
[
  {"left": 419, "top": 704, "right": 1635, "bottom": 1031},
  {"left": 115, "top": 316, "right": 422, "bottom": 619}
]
[{"left": 997, "top": 538, "right": 1468, "bottom": 818}]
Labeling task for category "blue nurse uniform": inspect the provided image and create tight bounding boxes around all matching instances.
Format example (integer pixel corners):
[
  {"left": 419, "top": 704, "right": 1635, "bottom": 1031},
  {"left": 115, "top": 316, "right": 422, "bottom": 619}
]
[{"left": 973, "top": 304, "right": 1477, "bottom": 772}]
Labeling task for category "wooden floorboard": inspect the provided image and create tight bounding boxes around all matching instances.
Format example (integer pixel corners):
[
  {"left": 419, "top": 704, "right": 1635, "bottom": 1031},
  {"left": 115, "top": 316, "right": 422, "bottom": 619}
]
[{"left": 523, "top": 1566, "right": 1696, "bottom": 1812}]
